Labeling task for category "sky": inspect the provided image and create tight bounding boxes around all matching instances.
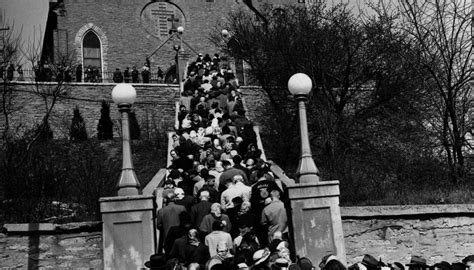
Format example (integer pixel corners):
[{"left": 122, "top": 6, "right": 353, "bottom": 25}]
[{"left": 0, "top": 0, "right": 50, "bottom": 69}]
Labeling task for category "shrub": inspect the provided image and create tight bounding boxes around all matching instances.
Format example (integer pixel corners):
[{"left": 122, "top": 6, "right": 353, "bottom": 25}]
[
  {"left": 97, "top": 100, "right": 114, "bottom": 140},
  {"left": 0, "top": 140, "right": 120, "bottom": 223},
  {"left": 36, "top": 118, "right": 54, "bottom": 141},
  {"left": 70, "top": 107, "right": 88, "bottom": 141}
]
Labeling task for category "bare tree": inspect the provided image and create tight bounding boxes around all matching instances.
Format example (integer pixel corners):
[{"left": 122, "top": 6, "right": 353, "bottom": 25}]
[
  {"left": 400, "top": 0, "right": 473, "bottom": 182},
  {"left": 23, "top": 27, "right": 76, "bottom": 142},
  {"left": 211, "top": 3, "right": 431, "bottom": 178},
  {"left": 0, "top": 23, "right": 23, "bottom": 141},
  {"left": 0, "top": 25, "right": 76, "bottom": 169}
]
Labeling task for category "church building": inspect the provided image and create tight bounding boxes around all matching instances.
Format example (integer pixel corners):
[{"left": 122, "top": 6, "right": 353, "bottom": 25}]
[{"left": 45, "top": 0, "right": 306, "bottom": 82}]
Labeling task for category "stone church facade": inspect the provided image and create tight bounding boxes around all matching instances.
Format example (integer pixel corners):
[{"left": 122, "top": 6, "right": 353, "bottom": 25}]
[{"left": 50, "top": 0, "right": 305, "bottom": 81}]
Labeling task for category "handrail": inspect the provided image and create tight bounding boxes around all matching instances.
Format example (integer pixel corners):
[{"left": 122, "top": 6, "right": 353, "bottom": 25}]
[
  {"left": 174, "top": 101, "right": 180, "bottom": 131},
  {"left": 253, "top": 125, "right": 267, "bottom": 161},
  {"left": 142, "top": 168, "right": 168, "bottom": 195},
  {"left": 167, "top": 131, "right": 175, "bottom": 169},
  {"left": 267, "top": 160, "right": 295, "bottom": 186}
]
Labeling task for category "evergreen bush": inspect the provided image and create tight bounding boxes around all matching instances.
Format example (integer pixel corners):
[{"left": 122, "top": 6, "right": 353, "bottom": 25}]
[
  {"left": 70, "top": 107, "right": 88, "bottom": 141},
  {"left": 97, "top": 100, "right": 114, "bottom": 140},
  {"left": 37, "top": 118, "right": 54, "bottom": 141},
  {"left": 129, "top": 111, "right": 141, "bottom": 140}
]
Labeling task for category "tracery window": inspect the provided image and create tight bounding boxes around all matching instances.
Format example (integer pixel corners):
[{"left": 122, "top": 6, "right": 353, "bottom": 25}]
[{"left": 82, "top": 31, "right": 101, "bottom": 69}]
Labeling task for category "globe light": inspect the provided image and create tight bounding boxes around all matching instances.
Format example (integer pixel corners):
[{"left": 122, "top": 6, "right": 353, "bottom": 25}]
[
  {"left": 288, "top": 73, "right": 312, "bottom": 96},
  {"left": 221, "top": 29, "right": 230, "bottom": 38},
  {"left": 288, "top": 72, "right": 319, "bottom": 183},
  {"left": 111, "top": 83, "right": 136, "bottom": 105},
  {"left": 177, "top": 26, "right": 184, "bottom": 34}
]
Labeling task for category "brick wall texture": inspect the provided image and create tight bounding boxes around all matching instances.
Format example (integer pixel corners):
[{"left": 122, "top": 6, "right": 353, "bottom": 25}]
[
  {"left": 58, "top": 0, "right": 304, "bottom": 77},
  {"left": 1, "top": 82, "right": 179, "bottom": 139},
  {"left": 1, "top": 215, "right": 473, "bottom": 269}
]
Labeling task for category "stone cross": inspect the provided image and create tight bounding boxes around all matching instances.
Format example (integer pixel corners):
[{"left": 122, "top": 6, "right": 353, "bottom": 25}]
[{"left": 167, "top": 14, "right": 180, "bottom": 34}]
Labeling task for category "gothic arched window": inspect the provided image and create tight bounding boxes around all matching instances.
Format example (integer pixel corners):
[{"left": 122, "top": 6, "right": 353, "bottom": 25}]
[{"left": 82, "top": 31, "right": 101, "bottom": 69}]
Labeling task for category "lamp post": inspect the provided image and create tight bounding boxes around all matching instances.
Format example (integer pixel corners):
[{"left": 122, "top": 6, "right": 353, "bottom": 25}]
[
  {"left": 177, "top": 26, "right": 184, "bottom": 53},
  {"left": 288, "top": 73, "right": 320, "bottom": 183},
  {"left": 221, "top": 29, "right": 245, "bottom": 85},
  {"left": 174, "top": 26, "right": 185, "bottom": 92},
  {"left": 286, "top": 73, "right": 346, "bottom": 265},
  {"left": 111, "top": 83, "right": 141, "bottom": 196}
]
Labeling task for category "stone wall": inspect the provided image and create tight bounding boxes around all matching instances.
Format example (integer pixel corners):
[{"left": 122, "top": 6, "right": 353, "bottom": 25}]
[
  {"left": 0, "top": 83, "right": 270, "bottom": 140},
  {"left": 0, "top": 223, "right": 103, "bottom": 269},
  {"left": 1, "top": 81, "right": 180, "bottom": 139},
  {"left": 1, "top": 206, "right": 472, "bottom": 269}
]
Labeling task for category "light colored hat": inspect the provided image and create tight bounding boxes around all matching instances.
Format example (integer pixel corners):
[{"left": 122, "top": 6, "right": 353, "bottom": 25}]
[
  {"left": 237, "top": 263, "right": 249, "bottom": 269},
  {"left": 253, "top": 248, "right": 271, "bottom": 265}
]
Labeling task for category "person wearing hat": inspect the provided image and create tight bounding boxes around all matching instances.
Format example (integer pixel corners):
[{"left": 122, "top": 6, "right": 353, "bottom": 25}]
[
  {"left": 253, "top": 248, "right": 271, "bottom": 269},
  {"left": 219, "top": 160, "right": 248, "bottom": 193},
  {"left": 390, "top": 262, "right": 405, "bottom": 270},
  {"left": 361, "top": 254, "right": 381, "bottom": 270},
  {"left": 163, "top": 211, "right": 193, "bottom": 255},
  {"left": 463, "top": 255, "right": 474, "bottom": 270},
  {"left": 144, "top": 253, "right": 172, "bottom": 270},
  {"left": 451, "top": 263, "right": 466, "bottom": 270},
  {"left": 169, "top": 228, "right": 210, "bottom": 269},
  {"left": 406, "top": 256, "right": 430, "bottom": 270},
  {"left": 431, "top": 261, "right": 452, "bottom": 270},
  {"left": 162, "top": 178, "right": 177, "bottom": 200},
  {"left": 260, "top": 187, "right": 288, "bottom": 244},
  {"left": 174, "top": 187, "right": 195, "bottom": 213},
  {"left": 157, "top": 192, "right": 187, "bottom": 242},
  {"left": 199, "top": 203, "right": 232, "bottom": 236},
  {"left": 199, "top": 173, "right": 220, "bottom": 203},
  {"left": 184, "top": 71, "right": 200, "bottom": 96},
  {"left": 319, "top": 254, "right": 347, "bottom": 270}
]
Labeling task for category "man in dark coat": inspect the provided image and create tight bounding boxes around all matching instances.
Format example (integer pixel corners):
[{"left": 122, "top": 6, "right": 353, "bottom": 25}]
[
  {"left": 131, "top": 66, "right": 139, "bottom": 83},
  {"left": 75, "top": 64, "right": 82, "bottom": 82},
  {"left": 157, "top": 192, "right": 187, "bottom": 242},
  {"left": 168, "top": 228, "right": 210, "bottom": 269},
  {"left": 218, "top": 160, "right": 248, "bottom": 192},
  {"left": 113, "top": 68, "right": 123, "bottom": 83},
  {"left": 190, "top": 190, "right": 213, "bottom": 229},
  {"left": 124, "top": 67, "right": 131, "bottom": 83}
]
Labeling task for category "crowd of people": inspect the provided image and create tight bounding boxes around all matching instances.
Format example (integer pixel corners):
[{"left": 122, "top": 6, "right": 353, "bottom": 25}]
[
  {"left": 145, "top": 53, "right": 474, "bottom": 270},
  {"left": 0, "top": 61, "right": 167, "bottom": 83},
  {"left": 111, "top": 64, "right": 165, "bottom": 84},
  {"left": 1, "top": 53, "right": 226, "bottom": 85},
  {"left": 0, "top": 62, "right": 24, "bottom": 82},
  {"left": 150, "top": 52, "right": 295, "bottom": 270}
]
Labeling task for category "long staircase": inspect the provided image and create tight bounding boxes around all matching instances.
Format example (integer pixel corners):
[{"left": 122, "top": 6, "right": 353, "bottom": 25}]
[{"left": 141, "top": 92, "right": 295, "bottom": 252}]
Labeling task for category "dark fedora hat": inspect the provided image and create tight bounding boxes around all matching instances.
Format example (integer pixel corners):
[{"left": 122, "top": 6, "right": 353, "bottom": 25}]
[
  {"left": 463, "top": 255, "right": 474, "bottom": 264},
  {"left": 362, "top": 254, "right": 380, "bottom": 269},
  {"left": 431, "top": 261, "right": 452, "bottom": 270},
  {"left": 144, "top": 254, "right": 170, "bottom": 269},
  {"left": 406, "top": 256, "right": 430, "bottom": 268}
]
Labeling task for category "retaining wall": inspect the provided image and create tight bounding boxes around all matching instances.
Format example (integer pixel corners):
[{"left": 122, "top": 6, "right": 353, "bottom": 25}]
[
  {"left": 1, "top": 205, "right": 472, "bottom": 269},
  {"left": 0, "top": 81, "right": 180, "bottom": 139}
]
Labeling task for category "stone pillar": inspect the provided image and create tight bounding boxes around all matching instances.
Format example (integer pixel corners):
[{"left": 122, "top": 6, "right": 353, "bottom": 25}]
[
  {"left": 288, "top": 180, "right": 346, "bottom": 266},
  {"left": 177, "top": 52, "right": 189, "bottom": 93},
  {"left": 100, "top": 195, "right": 156, "bottom": 270}
]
